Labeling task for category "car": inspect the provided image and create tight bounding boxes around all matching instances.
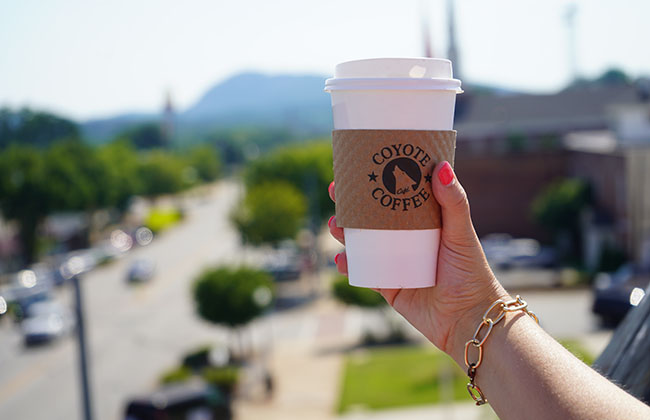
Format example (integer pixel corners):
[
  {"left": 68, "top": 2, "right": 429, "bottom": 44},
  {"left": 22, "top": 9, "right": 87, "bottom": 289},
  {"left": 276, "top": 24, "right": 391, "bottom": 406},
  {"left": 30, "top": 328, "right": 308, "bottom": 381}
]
[
  {"left": 124, "top": 381, "right": 232, "bottom": 420},
  {"left": 4, "top": 282, "right": 53, "bottom": 322},
  {"left": 21, "top": 300, "right": 74, "bottom": 346},
  {"left": 261, "top": 246, "right": 302, "bottom": 282},
  {"left": 592, "top": 264, "right": 649, "bottom": 326},
  {"left": 127, "top": 259, "right": 156, "bottom": 283},
  {"left": 481, "top": 234, "right": 557, "bottom": 269}
]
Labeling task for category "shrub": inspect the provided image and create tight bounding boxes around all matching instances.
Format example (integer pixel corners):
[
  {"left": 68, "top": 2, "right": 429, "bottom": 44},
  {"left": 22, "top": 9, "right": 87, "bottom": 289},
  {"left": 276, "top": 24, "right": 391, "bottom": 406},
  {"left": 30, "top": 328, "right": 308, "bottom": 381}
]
[
  {"left": 332, "top": 275, "right": 386, "bottom": 308},
  {"left": 160, "top": 366, "right": 192, "bottom": 385}
]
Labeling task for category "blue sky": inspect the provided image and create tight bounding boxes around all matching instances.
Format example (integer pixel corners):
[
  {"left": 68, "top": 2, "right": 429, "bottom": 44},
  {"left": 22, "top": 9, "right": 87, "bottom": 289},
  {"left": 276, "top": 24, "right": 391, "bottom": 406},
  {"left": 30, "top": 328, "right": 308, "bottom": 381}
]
[{"left": 1, "top": 0, "right": 649, "bottom": 120}]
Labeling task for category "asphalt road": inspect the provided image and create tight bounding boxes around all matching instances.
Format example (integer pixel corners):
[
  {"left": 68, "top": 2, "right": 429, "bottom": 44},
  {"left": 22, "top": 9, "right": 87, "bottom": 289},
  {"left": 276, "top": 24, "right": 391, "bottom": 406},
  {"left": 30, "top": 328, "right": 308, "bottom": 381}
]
[{"left": 0, "top": 181, "right": 242, "bottom": 420}]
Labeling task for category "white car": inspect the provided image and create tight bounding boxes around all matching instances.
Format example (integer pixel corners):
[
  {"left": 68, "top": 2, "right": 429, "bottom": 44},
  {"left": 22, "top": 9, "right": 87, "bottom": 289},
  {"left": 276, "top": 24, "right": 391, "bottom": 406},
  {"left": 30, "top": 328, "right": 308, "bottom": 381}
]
[{"left": 22, "top": 301, "right": 74, "bottom": 346}]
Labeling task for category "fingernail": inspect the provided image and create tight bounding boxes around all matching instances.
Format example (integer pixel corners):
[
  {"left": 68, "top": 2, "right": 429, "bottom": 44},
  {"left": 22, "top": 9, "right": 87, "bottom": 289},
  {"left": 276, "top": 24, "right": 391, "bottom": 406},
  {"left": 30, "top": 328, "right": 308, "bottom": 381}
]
[
  {"left": 438, "top": 161, "right": 454, "bottom": 186},
  {"left": 334, "top": 253, "right": 340, "bottom": 265},
  {"left": 328, "top": 181, "right": 335, "bottom": 194},
  {"left": 328, "top": 215, "right": 335, "bottom": 228}
]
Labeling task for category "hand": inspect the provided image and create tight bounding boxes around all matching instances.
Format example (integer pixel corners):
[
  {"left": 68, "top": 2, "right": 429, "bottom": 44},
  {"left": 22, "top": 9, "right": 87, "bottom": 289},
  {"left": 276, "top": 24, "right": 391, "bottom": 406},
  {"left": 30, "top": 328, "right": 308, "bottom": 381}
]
[{"left": 328, "top": 161, "right": 509, "bottom": 363}]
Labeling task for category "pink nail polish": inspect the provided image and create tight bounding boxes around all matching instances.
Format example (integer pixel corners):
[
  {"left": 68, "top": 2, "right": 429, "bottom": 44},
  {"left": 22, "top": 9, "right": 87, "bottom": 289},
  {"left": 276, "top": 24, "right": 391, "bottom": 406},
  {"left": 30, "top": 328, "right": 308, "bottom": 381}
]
[
  {"left": 334, "top": 253, "right": 340, "bottom": 265},
  {"left": 328, "top": 215, "right": 335, "bottom": 227},
  {"left": 328, "top": 181, "right": 335, "bottom": 194},
  {"left": 438, "top": 161, "right": 454, "bottom": 186}
]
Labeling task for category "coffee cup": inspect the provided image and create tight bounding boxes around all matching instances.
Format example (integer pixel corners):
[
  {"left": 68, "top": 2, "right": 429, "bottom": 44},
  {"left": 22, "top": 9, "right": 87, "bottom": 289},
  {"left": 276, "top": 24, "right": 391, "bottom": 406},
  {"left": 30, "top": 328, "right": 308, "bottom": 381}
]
[{"left": 325, "top": 58, "right": 462, "bottom": 288}]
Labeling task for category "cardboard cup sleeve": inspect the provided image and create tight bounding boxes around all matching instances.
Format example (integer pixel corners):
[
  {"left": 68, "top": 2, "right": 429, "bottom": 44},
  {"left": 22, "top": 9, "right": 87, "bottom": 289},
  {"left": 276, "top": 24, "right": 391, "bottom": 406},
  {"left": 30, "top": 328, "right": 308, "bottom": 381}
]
[{"left": 332, "top": 129, "right": 456, "bottom": 230}]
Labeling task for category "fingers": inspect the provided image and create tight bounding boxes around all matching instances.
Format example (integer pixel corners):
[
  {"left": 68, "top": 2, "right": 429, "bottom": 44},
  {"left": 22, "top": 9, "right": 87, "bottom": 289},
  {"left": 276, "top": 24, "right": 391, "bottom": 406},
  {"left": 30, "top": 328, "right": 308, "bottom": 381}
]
[
  {"left": 334, "top": 252, "right": 348, "bottom": 275},
  {"left": 431, "top": 161, "right": 479, "bottom": 245},
  {"left": 328, "top": 215, "right": 345, "bottom": 245},
  {"left": 328, "top": 181, "right": 335, "bottom": 202}
]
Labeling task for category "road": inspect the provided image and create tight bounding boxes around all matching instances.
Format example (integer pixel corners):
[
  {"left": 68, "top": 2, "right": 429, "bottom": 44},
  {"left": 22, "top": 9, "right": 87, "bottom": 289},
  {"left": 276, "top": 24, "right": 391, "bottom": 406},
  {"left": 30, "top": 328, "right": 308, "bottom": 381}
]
[{"left": 0, "top": 181, "right": 243, "bottom": 420}]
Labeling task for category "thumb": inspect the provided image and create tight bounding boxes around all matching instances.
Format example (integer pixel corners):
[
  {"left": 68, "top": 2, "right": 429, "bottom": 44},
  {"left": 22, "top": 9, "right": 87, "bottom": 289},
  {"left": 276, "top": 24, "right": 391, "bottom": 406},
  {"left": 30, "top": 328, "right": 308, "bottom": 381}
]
[{"left": 431, "top": 161, "right": 478, "bottom": 245}]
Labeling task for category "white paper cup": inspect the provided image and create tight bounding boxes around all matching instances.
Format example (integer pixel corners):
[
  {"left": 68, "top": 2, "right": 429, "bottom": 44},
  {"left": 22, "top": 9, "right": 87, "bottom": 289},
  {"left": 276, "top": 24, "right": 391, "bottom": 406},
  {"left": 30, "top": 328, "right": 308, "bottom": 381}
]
[{"left": 325, "top": 58, "right": 462, "bottom": 288}]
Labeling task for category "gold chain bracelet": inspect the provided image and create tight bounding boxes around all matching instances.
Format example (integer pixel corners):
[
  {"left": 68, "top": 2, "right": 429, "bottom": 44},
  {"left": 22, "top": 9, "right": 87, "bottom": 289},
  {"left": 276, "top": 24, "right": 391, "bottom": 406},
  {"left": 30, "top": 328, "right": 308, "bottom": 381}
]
[{"left": 464, "top": 295, "right": 539, "bottom": 406}]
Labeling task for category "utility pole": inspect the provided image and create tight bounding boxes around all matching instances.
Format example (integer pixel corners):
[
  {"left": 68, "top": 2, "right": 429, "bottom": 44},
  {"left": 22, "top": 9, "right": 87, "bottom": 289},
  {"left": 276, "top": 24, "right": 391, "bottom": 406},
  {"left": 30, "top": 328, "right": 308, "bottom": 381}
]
[
  {"left": 72, "top": 274, "right": 94, "bottom": 420},
  {"left": 565, "top": 3, "right": 579, "bottom": 84},
  {"left": 420, "top": 0, "right": 433, "bottom": 58},
  {"left": 447, "top": 0, "right": 461, "bottom": 80}
]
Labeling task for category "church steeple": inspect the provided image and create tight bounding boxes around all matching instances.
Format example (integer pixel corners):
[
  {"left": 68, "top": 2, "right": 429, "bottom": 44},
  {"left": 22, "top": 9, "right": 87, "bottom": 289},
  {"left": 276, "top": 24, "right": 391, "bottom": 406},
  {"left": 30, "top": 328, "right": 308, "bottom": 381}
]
[
  {"left": 447, "top": 0, "right": 461, "bottom": 80},
  {"left": 161, "top": 90, "right": 175, "bottom": 144},
  {"left": 420, "top": 0, "right": 434, "bottom": 58}
]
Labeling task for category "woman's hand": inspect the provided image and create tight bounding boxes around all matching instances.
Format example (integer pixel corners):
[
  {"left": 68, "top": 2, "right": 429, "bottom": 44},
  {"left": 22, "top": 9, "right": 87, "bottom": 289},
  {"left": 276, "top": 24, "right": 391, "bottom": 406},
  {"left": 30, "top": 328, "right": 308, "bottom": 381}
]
[{"left": 328, "top": 161, "right": 509, "bottom": 363}]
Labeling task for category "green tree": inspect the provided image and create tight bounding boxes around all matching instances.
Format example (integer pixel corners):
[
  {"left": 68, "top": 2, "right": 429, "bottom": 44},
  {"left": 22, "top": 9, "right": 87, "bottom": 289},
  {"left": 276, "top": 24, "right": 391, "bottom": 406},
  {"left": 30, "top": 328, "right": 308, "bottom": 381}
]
[
  {"left": 44, "top": 138, "right": 113, "bottom": 211},
  {"left": 97, "top": 140, "right": 141, "bottom": 210},
  {"left": 596, "top": 68, "right": 630, "bottom": 85},
  {"left": 244, "top": 141, "right": 333, "bottom": 223},
  {"left": 119, "top": 123, "right": 167, "bottom": 149},
  {"left": 532, "top": 178, "right": 591, "bottom": 232},
  {"left": 332, "top": 275, "right": 386, "bottom": 308},
  {"left": 231, "top": 182, "right": 307, "bottom": 246},
  {"left": 137, "top": 150, "right": 191, "bottom": 197},
  {"left": 0, "top": 108, "right": 79, "bottom": 149},
  {"left": 193, "top": 266, "right": 274, "bottom": 357},
  {"left": 531, "top": 178, "right": 592, "bottom": 261},
  {"left": 0, "top": 145, "right": 49, "bottom": 263},
  {"left": 186, "top": 144, "right": 222, "bottom": 182}
]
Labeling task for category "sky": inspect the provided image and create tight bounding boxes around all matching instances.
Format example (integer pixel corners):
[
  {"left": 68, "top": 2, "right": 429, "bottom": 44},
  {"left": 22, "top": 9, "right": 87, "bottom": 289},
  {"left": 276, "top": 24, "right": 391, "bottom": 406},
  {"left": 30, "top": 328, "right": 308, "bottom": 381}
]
[{"left": 1, "top": 0, "right": 649, "bottom": 121}]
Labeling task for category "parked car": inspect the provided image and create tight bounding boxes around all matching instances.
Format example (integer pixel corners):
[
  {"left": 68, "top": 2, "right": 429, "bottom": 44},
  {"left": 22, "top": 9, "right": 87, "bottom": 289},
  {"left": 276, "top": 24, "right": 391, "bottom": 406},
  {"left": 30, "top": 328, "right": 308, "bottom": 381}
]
[
  {"left": 21, "top": 300, "right": 74, "bottom": 346},
  {"left": 592, "top": 264, "right": 649, "bottom": 326},
  {"left": 262, "top": 246, "right": 302, "bottom": 282},
  {"left": 481, "top": 234, "right": 557, "bottom": 269},
  {"left": 4, "top": 282, "right": 53, "bottom": 322},
  {"left": 124, "top": 381, "right": 232, "bottom": 420},
  {"left": 127, "top": 259, "right": 156, "bottom": 283}
]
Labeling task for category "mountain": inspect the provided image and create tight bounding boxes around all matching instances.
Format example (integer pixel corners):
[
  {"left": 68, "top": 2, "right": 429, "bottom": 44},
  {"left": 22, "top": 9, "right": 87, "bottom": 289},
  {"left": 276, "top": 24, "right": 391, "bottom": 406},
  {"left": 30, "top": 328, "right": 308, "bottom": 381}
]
[
  {"left": 184, "top": 72, "right": 329, "bottom": 120},
  {"left": 81, "top": 72, "right": 332, "bottom": 143},
  {"left": 82, "top": 112, "right": 156, "bottom": 144}
]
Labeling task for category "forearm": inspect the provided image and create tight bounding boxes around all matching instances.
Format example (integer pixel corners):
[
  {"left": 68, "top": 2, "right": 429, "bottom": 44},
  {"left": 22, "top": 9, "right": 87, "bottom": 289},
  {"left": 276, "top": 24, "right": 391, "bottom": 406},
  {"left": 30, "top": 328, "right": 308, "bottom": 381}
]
[{"left": 448, "top": 307, "right": 650, "bottom": 420}]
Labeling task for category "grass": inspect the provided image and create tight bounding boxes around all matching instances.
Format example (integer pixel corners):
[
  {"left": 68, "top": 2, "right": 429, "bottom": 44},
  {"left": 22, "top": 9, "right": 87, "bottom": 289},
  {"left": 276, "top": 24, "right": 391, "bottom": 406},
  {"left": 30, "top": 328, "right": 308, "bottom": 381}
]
[
  {"left": 337, "top": 346, "right": 467, "bottom": 413},
  {"left": 559, "top": 339, "right": 595, "bottom": 366},
  {"left": 145, "top": 207, "right": 183, "bottom": 233},
  {"left": 337, "top": 341, "right": 595, "bottom": 413}
]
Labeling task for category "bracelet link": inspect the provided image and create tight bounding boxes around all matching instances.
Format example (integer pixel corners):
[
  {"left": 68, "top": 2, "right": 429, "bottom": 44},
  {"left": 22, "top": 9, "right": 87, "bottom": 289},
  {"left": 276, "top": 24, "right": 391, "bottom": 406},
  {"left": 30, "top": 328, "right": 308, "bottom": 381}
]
[{"left": 463, "top": 295, "right": 539, "bottom": 406}]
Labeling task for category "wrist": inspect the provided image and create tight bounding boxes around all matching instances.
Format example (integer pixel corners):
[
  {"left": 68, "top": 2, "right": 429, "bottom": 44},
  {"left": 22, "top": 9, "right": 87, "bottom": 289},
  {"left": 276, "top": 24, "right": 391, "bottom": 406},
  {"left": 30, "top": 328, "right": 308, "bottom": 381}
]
[{"left": 446, "top": 281, "right": 511, "bottom": 367}]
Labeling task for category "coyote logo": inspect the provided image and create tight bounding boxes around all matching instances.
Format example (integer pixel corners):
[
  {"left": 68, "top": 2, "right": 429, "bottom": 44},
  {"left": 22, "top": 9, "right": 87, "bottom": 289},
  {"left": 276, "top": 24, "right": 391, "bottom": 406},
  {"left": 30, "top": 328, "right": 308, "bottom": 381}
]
[{"left": 392, "top": 165, "right": 418, "bottom": 195}]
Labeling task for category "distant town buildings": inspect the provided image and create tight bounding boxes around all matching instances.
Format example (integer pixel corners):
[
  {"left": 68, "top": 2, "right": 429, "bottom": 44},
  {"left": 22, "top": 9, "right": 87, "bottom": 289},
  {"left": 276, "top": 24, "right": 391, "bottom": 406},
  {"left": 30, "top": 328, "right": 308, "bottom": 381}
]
[{"left": 454, "top": 81, "right": 650, "bottom": 267}]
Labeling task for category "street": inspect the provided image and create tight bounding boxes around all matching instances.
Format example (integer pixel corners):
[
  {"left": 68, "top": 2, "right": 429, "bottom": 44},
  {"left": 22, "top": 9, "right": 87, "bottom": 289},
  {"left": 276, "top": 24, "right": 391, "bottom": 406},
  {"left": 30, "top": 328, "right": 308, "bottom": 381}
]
[
  {"left": 0, "top": 179, "right": 613, "bottom": 420},
  {"left": 0, "top": 181, "right": 243, "bottom": 420}
]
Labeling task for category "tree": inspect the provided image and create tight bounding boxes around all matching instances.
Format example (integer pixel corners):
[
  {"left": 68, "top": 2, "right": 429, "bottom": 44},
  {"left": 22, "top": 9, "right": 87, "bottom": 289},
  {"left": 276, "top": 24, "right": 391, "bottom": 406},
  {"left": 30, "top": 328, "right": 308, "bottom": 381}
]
[
  {"left": 186, "top": 144, "right": 222, "bottom": 182},
  {"left": 231, "top": 182, "right": 307, "bottom": 246},
  {"left": 531, "top": 178, "right": 592, "bottom": 261},
  {"left": 532, "top": 178, "right": 591, "bottom": 232},
  {"left": 0, "top": 145, "right": 49, "bottom": 263},
  {"left": 0, "top": 107, "right": 79, "bottom": 149},
  {"left": 118, "top": 123, "right": 167, "bottom": 149},
  {"left": 137, "top": 150, "right": 192, "bottom": 197},
  {"left": 596, "top": 68, "right": 630, "bottom": 86},
  {"left": 44, "top": 138, "right": 113, "bottom": 211},
  {"left": 331, "top": 275, "right": 407, "bottom": 346},
  {"left": 97, "top": 140, "right": 141, "bottom": 210},
  {"left": 193, "top": 266, "right": 274, "bottom": 357},
  {"left": 244, "top": 141, "right": 333, "bottom": 223},
  {"left": 332, "top": 275, "right": 386, "bottom": 308}
]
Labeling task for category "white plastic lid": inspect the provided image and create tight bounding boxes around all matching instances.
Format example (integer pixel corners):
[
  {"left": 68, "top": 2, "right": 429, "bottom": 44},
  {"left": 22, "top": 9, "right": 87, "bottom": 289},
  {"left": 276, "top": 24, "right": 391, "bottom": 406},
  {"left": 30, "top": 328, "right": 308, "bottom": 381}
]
[{"left": 325, "top": 57, "right": 462, "bottom": 92}]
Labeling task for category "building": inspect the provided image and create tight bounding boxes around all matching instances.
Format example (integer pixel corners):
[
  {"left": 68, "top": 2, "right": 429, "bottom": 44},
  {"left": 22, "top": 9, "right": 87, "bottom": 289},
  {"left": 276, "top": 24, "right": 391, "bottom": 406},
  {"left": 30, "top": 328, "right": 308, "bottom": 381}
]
[{"left": 453, "top": 83, "right": 650, "bottom": 266}]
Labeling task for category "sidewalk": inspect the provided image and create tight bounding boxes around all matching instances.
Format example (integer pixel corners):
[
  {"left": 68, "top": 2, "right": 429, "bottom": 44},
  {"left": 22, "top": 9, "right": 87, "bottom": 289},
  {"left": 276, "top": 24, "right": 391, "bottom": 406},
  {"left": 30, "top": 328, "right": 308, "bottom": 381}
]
[
  {"left": 340, "top": 402, "right": 499, "bottom": 420},
  {"left": 233, "top": 298, "right": 351, "bottom": 420}
]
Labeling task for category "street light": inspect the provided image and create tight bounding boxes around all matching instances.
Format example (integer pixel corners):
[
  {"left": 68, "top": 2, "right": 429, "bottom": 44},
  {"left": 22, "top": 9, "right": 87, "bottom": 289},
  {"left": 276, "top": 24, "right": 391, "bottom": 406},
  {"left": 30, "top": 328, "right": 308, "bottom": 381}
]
[{"left": 61, "top": 258, "right": 94, "bottom": 420}]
